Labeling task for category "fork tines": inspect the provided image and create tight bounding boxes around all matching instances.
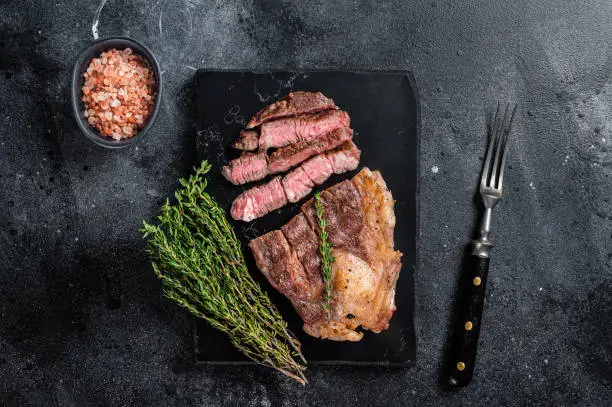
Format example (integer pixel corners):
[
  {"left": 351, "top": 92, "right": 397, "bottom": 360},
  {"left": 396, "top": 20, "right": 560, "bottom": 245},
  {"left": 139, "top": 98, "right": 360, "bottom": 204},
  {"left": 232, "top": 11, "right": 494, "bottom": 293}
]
[{"left": 481, "top": 102, "right": 517, "bottom": 193}]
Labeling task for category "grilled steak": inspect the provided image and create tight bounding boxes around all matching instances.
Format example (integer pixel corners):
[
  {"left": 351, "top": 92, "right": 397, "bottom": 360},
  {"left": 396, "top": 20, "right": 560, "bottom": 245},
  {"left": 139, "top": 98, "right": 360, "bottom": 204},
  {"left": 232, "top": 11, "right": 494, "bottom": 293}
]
[
  {"left": 283, "top": 141, "right": 360, "bottom": 203},
  {"left": 259, "top": 110, "right": 350, "bottom": 150},
  {"left": 230, "top": 176, "right": 287, "bottom": 222},
  {"left": 231, "top": 130, "right": 259, "bottom": 151},
  {"left": 230, "top": 141, "right": 361, "bottom": 222},
  {"left": 222, "top": 127, "right": 353, "bottom": 185},
  {"left": 268, "top": 127, "right": 353, "bottom": 174},
  {"left": 249, "top": 169, "right": 402, "bottom": 341},
  {"left": 246, "top": 91, "right": 337, "bottom": 129},
  {"left": 221, "top": 151, "right": 268, "bottom": 185}
]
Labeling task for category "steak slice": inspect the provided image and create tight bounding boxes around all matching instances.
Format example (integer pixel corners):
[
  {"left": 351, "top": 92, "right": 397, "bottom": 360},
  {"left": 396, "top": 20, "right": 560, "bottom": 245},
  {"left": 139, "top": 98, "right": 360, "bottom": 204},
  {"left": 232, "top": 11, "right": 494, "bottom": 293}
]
[
  {"left": 283, "top": 141, "right": 361, "bottom": 203},
  {"left": 231, "top": 141, "right": 361, "bottom": 221},
  {"left": 246, "top": 91, "right": 337, "bottom": 129},
  {"left": 282, "top": 166, "right": 315, "bottom": 203},
  {"left": 259, "top": 110, "right": 350, "bottom": 150},
  {"left": 221, "top": 151, "right": 268, "bottom": 185},
  {"left": 249, "top": 169, "right": 402, "bottom": 341},
  {"left": 223, "top": 127, "right": 353, "bottom": 185},
  {"left": 231, "top": 130, "right": 259, "bottom": 151},
  {"left": 229, "top": 176, "right": 287, "bottom": 222},
  {"left": 268, "top": 127, "right": 353, "bottom": 175}
]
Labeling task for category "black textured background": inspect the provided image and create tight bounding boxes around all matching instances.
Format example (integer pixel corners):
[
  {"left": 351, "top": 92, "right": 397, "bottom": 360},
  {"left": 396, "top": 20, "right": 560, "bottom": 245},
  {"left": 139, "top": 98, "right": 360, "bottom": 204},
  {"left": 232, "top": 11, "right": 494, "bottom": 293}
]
[{"left": 0, "top": 1, "right": 610, "bottom": 406}]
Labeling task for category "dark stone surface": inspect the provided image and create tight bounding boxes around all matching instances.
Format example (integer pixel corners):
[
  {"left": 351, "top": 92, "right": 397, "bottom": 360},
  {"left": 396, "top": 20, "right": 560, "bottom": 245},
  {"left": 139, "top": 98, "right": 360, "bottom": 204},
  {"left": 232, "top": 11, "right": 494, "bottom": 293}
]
[{"left": 0, "top": 0, "right": 610, "bottom": 405}]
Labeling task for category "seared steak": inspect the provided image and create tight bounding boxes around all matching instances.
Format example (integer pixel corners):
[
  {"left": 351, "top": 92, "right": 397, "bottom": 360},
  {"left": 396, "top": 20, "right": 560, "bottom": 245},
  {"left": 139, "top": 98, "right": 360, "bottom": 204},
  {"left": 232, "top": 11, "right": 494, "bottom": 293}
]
[
  {"left": 283, "top": 141, "right": 360, "bottom": 203},
  {"left": 249, "top": 169, "right": 402, "bottom": 341},
  {"left": 222, "top": 127, "right": 353, "bottom": 185},
  {"left": 231, "top": 141, "right": 361, "bottom": 222},
  {"left": 246, "top": 91, "right": 337, "bottom": 129},
  {"left": 221, "top": 151, "right": 268, "bottom": 185},
  {"left": 230, "top": 176, "right": 287, "bottom": 222},
  {"left": 259, "top": 110, "right": 350, "bottom": 150},
  {"left": 231, "top": 130, "right": 259, "bottom": 151},
  {"left": 268, "top": 127, "right": 353, "bottom": 175}
]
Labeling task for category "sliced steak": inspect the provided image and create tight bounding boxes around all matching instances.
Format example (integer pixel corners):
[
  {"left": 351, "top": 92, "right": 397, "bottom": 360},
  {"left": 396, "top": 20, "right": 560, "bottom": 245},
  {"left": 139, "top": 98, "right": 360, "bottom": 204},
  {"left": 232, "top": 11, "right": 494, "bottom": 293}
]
[
  {"left": 268, "top": 127, "right": 353, "bottom": 174},
  {"left": 326, "top": 140, "right": 361, "bottom": 173},
  {"left": 230, "top": 176, "right": 287, "bottom": 222},
  {"left": 231, "top": 141, "right": 361, "bottom": 221},
  {"left": 249, "top": 169, "right": 403, "bottom": 341},
  {"left": 259, "top": 110, "right": 350, "bottom": 150},
  {"left": 282, "top": 166, "right": 314, "bottom": 203},
  {"left": 247, "top": 91, "right": 337, "bottom": 129},
  {"left": 223, "top": 127, "right": 353, "bottom": 185},
  {"left": 221, "top": 151, "right": 268, "bottom": 185},
  {"left": 231, "top": 130, "right": 259, "bottom": 151},
  {"left": 283, "top": 141, "right": 361, "bottom": 203}
]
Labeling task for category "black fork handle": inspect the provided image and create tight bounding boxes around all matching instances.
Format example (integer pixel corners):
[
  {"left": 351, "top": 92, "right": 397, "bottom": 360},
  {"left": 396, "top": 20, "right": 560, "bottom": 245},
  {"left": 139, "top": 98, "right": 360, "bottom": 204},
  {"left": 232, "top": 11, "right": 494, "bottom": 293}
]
[{"left": 447, "top": 253, "right": 490, "bottom": 387}]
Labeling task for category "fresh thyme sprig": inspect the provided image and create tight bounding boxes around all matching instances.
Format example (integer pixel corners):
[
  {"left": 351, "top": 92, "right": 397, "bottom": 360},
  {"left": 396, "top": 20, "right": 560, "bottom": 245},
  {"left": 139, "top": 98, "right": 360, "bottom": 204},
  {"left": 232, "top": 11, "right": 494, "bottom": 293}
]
[
  {"left": 314, "top": 192, "right": 334, "bottom": 322},
  {"left": 141, "top": 161, "right": 307, "bottom": 384}
]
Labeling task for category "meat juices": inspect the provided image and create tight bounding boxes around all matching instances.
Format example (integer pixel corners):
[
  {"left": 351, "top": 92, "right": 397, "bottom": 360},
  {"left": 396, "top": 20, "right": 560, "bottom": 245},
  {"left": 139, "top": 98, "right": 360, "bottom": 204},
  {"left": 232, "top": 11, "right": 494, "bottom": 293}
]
[
  {"left": 230, "top": 141, "right": 361, "bottom": 221},
  {"left": 249, "top": 169, "right": 402, "bottom": 341}
]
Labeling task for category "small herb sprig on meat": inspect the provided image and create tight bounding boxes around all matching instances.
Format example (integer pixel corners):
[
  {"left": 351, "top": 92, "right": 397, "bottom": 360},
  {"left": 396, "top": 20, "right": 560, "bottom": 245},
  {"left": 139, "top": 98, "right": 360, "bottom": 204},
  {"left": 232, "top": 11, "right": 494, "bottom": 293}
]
[
  {"left": 141, "top": 161, "right": 307, "bottom": 384},
  {"left": 314, "top": 192, "right": 334, "bottom": 322}
]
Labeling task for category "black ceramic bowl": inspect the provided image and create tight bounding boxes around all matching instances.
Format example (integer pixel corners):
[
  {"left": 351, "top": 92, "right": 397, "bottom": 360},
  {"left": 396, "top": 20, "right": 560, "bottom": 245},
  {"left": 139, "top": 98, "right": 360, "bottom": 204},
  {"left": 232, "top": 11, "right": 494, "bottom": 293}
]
[{"left": 71, "top": 37, "right": 162, "bottom": 148}]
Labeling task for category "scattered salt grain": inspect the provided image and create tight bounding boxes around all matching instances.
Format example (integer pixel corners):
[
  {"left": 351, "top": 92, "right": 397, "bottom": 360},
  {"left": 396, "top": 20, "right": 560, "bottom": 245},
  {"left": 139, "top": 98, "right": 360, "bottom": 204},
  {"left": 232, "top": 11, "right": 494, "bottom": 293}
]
[{"left": 431, "top": 166, "right": 439, "bottom": 174}]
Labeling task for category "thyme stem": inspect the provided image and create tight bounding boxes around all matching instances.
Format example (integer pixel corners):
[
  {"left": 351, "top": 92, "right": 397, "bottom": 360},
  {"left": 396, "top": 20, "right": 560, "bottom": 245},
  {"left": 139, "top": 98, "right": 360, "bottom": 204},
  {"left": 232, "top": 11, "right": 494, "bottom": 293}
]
[{"left": 314, "top": 192, "right": 334, "bottom": 322}]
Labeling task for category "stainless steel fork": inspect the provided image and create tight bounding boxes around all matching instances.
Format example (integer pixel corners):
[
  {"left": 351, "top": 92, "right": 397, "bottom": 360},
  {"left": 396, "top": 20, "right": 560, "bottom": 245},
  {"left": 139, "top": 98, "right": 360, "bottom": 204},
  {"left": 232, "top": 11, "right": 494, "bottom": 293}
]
[{"left": 447, "top": 102, "right": 517, "bottom": 388}]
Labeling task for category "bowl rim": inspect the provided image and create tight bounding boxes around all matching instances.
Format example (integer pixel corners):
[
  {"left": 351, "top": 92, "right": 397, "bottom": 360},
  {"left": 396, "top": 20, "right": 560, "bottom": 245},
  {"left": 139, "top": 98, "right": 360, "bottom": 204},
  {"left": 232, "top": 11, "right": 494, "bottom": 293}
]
[{"left": 71, "top": 36, "right": 163, "bottom": 149}]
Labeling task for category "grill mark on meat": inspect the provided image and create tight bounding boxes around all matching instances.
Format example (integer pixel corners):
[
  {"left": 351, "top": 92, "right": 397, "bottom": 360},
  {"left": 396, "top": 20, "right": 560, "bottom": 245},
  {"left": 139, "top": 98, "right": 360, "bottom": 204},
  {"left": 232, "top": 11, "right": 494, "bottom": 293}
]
[
  {"left": 259, "top": 110, "right": 350, "bottom": 150},
  {"left": 249, "top": 169, "right": 403, "bottom": 341},
  {"left": 231, "top": 130, "right": 259, "bottom": 151},
  {"left": 231, "top": 142, "right": 361, "bottom": 221},
  {"left": 246, "top": 91, "right": 337, "bottom": 129},
  {"left": 221, "top": 151, "right": 268, "bottom": 185},
  {"left": 223, "top": 127, "right": 353, "bottom": 185}
]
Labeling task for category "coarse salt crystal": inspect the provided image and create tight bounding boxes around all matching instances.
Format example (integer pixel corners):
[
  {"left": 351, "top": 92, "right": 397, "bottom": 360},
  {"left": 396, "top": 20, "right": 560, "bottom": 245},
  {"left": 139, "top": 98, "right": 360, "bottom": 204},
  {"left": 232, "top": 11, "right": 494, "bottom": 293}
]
[{"left": 81, "top": 48, "right": 156, "bottom": 140}]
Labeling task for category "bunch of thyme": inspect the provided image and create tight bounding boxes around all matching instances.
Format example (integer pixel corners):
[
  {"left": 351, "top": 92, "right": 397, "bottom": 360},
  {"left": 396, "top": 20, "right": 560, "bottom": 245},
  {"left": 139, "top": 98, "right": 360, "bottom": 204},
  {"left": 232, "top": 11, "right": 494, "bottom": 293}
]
[{"left": 142, "top": 161, "right": 306, "bottom": 384}]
